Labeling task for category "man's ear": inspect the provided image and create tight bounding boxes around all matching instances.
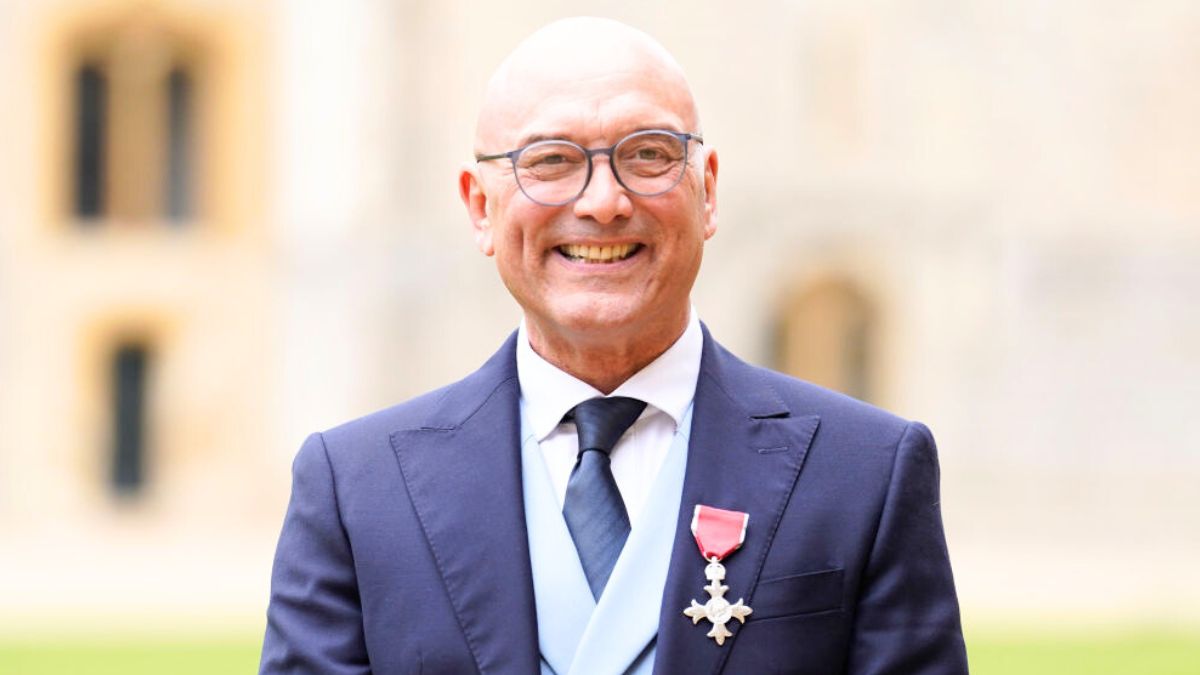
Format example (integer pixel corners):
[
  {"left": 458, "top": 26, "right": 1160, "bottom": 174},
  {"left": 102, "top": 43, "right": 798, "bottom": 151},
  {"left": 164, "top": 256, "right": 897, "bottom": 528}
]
[
  {"left": 459, "top": 164, "right": 494, "bottom": 256},
  {"left": 701, "top": 148, "right": 719, "bottom": 240}
]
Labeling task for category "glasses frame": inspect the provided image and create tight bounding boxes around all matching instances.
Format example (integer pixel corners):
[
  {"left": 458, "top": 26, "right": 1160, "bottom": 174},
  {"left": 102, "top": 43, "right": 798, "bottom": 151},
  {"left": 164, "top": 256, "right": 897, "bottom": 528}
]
[{"left": 475, "top": 129, "right": 704, "bottom": 206}]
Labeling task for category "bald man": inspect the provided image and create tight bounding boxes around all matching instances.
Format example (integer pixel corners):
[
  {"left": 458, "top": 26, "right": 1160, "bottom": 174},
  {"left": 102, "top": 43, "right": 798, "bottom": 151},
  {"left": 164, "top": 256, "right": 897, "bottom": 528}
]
[{"left": 261, "top": 18, "right": 967, "bottom": 675}]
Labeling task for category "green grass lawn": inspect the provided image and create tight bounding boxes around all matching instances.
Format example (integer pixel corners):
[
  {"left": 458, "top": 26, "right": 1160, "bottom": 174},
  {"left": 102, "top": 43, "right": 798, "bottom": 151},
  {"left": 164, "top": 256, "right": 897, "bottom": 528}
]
[
  {"left": 968, "top": 630, "right": 1200, "bottom": 675},
  {"left": 0, "top": 639, "right": 260, "bottom": 675},
  {"left": 1, "top": 630, "right": 1197, "bottom": 674}
]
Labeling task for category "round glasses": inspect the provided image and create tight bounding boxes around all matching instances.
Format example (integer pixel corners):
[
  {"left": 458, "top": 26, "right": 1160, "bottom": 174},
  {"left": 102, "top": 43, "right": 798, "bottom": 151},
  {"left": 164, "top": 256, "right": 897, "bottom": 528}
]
[{"left": 475, "top": 130, "right": 703, "bottom": 206}]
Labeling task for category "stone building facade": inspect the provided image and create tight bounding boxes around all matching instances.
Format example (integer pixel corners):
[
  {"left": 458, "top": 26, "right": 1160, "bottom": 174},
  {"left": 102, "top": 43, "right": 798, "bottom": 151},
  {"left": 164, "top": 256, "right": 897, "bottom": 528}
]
[{"left": 0, "top": 0, "right": 1196, "bottom": 634}]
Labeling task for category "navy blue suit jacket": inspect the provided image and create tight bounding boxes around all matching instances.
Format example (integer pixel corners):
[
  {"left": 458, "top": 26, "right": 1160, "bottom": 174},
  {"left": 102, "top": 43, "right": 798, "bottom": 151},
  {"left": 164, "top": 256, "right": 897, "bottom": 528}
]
[{"left": 261, "top": 327, "right": 968, "bottom": 674}]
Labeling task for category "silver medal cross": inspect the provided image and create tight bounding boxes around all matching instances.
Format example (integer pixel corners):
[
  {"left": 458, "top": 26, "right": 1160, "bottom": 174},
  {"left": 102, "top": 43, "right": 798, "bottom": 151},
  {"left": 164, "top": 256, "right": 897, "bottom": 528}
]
[{"left": 683, "top": 558, "right": 753, "bottom": 645}]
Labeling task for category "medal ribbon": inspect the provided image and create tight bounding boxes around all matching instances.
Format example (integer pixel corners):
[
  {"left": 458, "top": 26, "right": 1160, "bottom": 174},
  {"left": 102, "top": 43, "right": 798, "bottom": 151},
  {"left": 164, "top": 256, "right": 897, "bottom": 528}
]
[{"left": 690, "top": 505, "right": 749, "bottom": 561}]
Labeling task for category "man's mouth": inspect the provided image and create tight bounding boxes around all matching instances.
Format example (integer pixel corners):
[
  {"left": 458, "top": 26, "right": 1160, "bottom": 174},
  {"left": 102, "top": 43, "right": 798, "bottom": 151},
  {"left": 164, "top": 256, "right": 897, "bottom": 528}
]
[{"left": 557, "top": 243, "right": 643, "bottom": 264}]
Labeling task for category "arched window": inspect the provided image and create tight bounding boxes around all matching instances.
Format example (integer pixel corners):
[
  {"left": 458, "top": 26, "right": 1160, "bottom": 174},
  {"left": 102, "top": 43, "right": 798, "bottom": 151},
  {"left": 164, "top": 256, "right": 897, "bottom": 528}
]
[
  {"left": 68, "top": 23, "right": 201, "bottom": 224},
  {"left": 776, "top": 278, "right": 878, "bottom": 402}
]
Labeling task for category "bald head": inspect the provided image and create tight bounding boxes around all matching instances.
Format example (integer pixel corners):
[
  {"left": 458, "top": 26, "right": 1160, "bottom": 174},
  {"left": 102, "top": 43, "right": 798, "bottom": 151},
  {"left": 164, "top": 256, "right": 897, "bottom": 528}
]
[{"left": 474, "top": 18, "right": 701, "bottom": 153}]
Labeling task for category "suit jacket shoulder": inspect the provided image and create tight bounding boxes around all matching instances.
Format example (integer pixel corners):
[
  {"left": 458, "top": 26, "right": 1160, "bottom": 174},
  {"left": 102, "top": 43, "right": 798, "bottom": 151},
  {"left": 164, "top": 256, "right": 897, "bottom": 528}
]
[
  {"left": 677, "top": 328, "right": 967, "bottom": 675},
  {"left": 261, "top": 332, "right": 532, "bottom": 675}
]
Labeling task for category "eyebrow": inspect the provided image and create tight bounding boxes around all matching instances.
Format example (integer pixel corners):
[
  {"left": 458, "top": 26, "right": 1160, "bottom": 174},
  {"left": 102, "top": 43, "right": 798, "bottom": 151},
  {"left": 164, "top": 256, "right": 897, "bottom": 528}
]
[
  {"left": 514, "top": 132, "right": 564, "bottom": 147},
  {"left": 514, "top": 125, "right": 686, "bottom": 149}
]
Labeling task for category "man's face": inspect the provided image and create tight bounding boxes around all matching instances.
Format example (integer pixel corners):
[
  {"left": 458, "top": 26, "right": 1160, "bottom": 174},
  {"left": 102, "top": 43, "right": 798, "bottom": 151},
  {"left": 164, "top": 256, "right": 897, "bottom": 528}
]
[{"left": 461, "top": 40, "right": 718, "bottom": 351}]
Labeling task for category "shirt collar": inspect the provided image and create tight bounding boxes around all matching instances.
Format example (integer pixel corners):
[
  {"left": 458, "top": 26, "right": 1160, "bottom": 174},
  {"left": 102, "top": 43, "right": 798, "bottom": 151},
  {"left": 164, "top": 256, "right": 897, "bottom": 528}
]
[{"left": 516, "top": 310, "right": 703, "bottom": 442}]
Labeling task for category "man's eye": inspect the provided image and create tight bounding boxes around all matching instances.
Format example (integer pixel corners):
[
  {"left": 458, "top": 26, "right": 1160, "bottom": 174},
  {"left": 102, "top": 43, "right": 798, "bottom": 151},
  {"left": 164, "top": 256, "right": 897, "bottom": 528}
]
[
  {"left": 522, "top": 150, "right": 581, "bottom": 169},
  {"left": 621, "top": 141, "right": 677, "bottom": 164}
]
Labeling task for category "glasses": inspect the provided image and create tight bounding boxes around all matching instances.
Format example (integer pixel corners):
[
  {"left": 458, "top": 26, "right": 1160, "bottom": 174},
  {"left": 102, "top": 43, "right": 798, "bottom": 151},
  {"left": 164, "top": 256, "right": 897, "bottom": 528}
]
[{"left": 475, "top": 129, "right": 703, "bottom": 206}]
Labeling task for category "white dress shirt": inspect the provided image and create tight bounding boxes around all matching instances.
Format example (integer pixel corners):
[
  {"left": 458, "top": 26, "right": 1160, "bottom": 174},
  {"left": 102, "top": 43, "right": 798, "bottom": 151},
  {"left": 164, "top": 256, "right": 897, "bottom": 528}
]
[{"left": 516, "top": 312, "right": 703, "bottom": 527}]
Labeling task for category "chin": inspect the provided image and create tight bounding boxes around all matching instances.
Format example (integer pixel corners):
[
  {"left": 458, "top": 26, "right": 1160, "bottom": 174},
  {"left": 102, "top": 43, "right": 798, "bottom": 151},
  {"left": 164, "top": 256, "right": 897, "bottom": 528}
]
[{"left": 544, "top": 294, "right": 649, "bottom": 338}]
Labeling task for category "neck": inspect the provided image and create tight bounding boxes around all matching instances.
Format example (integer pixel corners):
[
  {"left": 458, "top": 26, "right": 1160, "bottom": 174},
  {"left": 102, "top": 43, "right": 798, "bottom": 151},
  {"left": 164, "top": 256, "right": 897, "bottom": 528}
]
[{"left": 526, "top": 310, "right": 690, "bottom": 394}]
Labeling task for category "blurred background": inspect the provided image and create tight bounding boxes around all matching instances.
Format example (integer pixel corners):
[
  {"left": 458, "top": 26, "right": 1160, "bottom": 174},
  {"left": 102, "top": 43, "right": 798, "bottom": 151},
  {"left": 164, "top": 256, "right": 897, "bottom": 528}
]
[{"left": 1, "top": 0, "right": 1197, "bottom": 672}]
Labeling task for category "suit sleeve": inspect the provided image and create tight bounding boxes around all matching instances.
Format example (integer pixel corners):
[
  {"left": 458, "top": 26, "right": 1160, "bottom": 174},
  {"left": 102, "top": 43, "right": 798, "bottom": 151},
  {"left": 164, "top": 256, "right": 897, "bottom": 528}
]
[
  {"left": 260, "top": 432, "right": 371, "bottom": 675},
  {"left": 846, "top": 421, "right": 969, "bottom": 674}
]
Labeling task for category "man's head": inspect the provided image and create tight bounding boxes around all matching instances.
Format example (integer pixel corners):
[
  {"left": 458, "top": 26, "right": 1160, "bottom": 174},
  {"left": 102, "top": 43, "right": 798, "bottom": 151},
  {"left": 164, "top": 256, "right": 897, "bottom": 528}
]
[{"left": 460, "top": 17, "right": 718, "bottom": 374}]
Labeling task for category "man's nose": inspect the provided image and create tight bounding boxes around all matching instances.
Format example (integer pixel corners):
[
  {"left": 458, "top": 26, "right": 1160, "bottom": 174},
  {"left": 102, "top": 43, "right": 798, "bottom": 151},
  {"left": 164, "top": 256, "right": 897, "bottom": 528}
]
[{"left": 573, "top": 156, "right": 633, "bottom": 224}]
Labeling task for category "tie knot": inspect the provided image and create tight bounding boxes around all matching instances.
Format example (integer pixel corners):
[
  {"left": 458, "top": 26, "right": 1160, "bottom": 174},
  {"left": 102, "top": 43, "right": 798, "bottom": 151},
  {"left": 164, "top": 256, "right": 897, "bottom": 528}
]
[{"left": 567, "top": 396, "right": 647, "bottom": 455}]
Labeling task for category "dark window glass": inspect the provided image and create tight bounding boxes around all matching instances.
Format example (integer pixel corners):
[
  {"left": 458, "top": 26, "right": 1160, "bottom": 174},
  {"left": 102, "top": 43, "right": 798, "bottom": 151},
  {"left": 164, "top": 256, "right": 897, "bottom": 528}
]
[
  {"left": 111, "top": 344, "right": 148, "bottom": 495},
  {"left": 166, "top": 67, "right": 193, "bottom": 221},
  {"left": 75, "top": 64, "right": 106, "bottom": 219}
]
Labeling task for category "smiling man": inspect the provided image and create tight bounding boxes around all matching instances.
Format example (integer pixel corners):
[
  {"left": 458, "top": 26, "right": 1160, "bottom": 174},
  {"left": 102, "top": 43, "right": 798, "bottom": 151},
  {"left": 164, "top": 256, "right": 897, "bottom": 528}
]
[{"left": 261, "top": 17, "right": 967, "bottom": 675}]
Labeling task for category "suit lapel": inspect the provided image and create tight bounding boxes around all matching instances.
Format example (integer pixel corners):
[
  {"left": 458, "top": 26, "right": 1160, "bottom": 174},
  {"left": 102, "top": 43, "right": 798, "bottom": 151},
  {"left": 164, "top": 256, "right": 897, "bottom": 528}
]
[
  {"left": 653, "top": 327, "right": 821, "bottom": 675},
  {"left": 391, "top": 334, "right": 540, "bottom": 675}
]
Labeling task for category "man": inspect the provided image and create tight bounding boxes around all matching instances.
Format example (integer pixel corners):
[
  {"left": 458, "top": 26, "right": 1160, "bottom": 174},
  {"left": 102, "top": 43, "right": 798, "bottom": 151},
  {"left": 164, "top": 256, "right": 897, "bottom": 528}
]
[{"left": 261, "top": 17, "right": 967, "bottom": 675}]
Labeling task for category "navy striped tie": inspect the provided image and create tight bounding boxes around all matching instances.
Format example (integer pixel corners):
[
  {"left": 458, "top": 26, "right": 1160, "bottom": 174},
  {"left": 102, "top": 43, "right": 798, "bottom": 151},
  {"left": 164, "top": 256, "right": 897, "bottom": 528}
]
[{"left": 562, "top": 396, "right": 647, "bottom": 600}]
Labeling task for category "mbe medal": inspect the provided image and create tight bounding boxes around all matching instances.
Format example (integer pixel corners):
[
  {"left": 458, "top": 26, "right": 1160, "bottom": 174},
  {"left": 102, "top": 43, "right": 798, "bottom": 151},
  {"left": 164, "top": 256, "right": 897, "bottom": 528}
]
[{"left": 682, "top": 505, "right": 753, "bottom": 646}]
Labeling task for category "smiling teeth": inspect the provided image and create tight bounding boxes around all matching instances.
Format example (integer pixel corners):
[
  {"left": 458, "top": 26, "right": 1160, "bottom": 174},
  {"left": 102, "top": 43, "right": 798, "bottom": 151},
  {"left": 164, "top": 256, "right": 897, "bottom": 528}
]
[{"left": 559, "top": 243, "right": 638, "bottom": 263}]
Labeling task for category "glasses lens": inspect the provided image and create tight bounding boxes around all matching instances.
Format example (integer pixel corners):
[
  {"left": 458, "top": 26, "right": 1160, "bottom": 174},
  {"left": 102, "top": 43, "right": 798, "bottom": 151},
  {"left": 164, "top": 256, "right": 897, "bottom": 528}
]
[
  {"left": 515, "top": 141, "right": 588, "bottom": 205},
  {"left": 614, "top": 132, "right": 687, "bottom": 196}
]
